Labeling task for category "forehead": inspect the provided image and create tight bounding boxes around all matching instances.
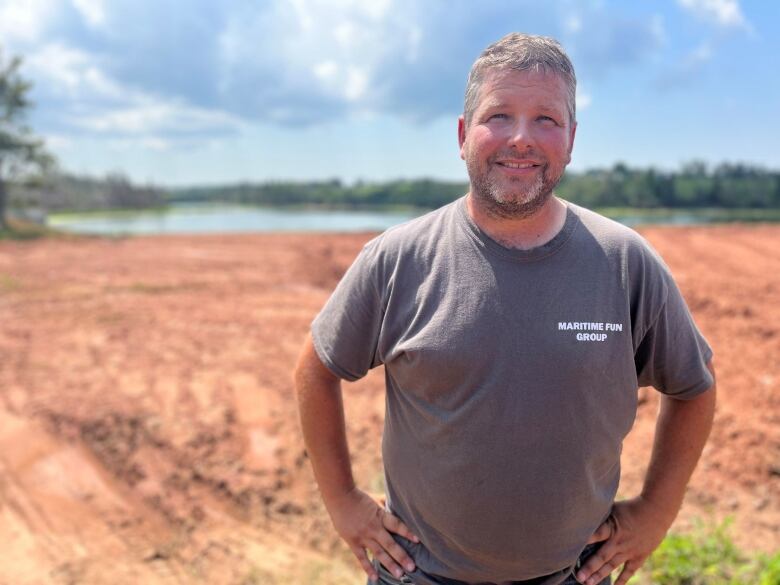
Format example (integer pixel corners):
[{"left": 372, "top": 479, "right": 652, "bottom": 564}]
[{"left": 475, "top": 68, "right": 569, "bottom": 111}]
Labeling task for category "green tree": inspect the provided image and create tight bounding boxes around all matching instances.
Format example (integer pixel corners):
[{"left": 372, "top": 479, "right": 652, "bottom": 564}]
[{"left": 0, "top": 47, "right": 52, "bottom": 229}]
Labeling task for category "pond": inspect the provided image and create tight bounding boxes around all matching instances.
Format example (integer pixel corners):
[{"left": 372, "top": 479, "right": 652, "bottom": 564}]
[
  {"left": 47, "top": 203, "right": 780, "bottom": 236},
  {"left": 48, "top": 204, "right": 421, "bottom": 235}
]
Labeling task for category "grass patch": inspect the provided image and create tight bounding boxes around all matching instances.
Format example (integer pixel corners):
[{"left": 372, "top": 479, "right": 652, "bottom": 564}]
[
  {"left": 0, "top": 274, "right": 20, "bottom": 292},
  {"left": 629, "top": 517, "right": 780, "bottom": 584},
  {"left": 0, "top": 217, "right": 68, "bottom": 240}
]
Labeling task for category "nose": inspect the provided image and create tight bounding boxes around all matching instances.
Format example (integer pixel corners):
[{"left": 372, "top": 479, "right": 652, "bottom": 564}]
[{"left": 507, "top": 119, "right": 535, "bottom": 150}]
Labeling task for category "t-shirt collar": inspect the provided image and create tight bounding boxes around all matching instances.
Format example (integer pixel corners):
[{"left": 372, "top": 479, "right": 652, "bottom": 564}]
[{"left": 456, "top": 195, "right": 579, "bottom": 262}]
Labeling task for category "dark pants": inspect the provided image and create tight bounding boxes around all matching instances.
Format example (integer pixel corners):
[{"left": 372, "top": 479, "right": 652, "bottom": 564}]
[{"left": 369, "top": 542, "right": 611, "bottom": 585}]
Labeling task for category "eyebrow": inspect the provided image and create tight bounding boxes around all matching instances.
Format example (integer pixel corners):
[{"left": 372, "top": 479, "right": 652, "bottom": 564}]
[
  {"left": 536, "top": 104, "right": 567, "bottom": 117},
  {"left": 480, "top": 99, "right": 506, "bottom": 111},
  {"left": 480, "top": 102, "right": 565, "bottom": 117}
]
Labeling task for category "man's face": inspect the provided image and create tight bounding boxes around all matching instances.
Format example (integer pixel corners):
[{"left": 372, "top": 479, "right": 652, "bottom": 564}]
[{"left": 458, "top": 68, "right": 577, "bottom": 219}]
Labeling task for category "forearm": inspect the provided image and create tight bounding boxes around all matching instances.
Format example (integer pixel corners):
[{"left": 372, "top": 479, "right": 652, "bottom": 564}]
[
  {"left": 640, "top": 363, "right": 717, "bottom": 524},
  {"left": 294, "top": 336, "right": 419, "bottom": 578},
  {"left": 294, "top": 336, "right": 356, "bottom": 506}
]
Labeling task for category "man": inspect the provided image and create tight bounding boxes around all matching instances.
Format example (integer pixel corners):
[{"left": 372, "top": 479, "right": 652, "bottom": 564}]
[{"left": 295, "top": 33, "right": 716, "bottom": 585}]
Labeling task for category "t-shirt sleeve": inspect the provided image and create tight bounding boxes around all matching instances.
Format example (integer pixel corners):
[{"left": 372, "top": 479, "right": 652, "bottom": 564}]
[
  {"left": 310, "top": 240, "right": 386, "bottom": 382},
  {"left": 634, "top": 269, "right": 714, "bottom": 399}
]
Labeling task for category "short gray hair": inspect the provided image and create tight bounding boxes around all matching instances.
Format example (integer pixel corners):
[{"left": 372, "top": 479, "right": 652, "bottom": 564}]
[{"left": 464, "top": 33, "right": 577, "bottom": 126}]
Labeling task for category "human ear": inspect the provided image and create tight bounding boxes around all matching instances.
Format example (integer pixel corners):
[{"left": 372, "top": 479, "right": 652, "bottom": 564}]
[
  {"left": 566, "top": 121, "right": 577, "bottom": 161},
  {"left": 458, "top": 115, "right": 467, "bottom": 160}
]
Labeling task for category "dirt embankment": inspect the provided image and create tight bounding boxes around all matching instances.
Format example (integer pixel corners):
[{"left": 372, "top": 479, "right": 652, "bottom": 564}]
[{"left": 0, "top": 226, "right": 778, "bottom": 584}]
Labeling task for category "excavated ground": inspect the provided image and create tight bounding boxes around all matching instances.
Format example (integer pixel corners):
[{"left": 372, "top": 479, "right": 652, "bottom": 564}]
[{"left": 0, "top": 225, "right": 777, "bottom": 584}]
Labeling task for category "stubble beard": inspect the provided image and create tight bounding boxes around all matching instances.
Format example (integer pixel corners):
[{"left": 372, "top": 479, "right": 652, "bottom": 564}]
[{"left": 468, "top": 155, "right": 565, "bottom": 220}]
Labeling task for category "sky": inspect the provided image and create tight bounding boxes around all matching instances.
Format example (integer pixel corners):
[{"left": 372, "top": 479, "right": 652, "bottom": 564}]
[{"left": 0, "top": 0, "right": 778, "bottom": 186}]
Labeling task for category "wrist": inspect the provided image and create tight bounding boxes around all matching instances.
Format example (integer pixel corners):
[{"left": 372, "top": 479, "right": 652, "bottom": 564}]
[
  {"left": 322, "top": 483, "right": 359, "bottom": 512},
  {"left": 634, "top": 493, "right": 679, "bottom": 528}
]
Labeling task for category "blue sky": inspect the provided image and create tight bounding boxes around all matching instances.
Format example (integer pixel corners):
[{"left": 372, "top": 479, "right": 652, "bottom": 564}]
[{"left": 1, "top": 0, "right": 777, "bottom": 186}]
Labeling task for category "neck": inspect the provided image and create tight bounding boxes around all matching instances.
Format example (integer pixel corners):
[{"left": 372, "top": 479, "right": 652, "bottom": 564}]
[{"left": 465, "top": 193, "right": 567, "bottom": 250}]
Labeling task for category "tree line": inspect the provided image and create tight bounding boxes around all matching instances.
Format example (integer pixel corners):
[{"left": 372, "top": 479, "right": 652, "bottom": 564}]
[
  {"left": 169, "top": 160, "right": 780, "bottom": 210},
  {"left": 7, "top": 161, "right": 780, "bottom": 219},
  {"left": 556, "top": 161, "right": 779, "bottom": 209},
  {"left": 10, "top": 172, "right": 166, "bottom": 216}
]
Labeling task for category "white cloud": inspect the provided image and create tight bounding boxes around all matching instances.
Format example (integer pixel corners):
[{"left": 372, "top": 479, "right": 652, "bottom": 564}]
[
  {"left": 311, "top": 60, "right": 368, "bottom": 102},
  {"left": 71, "top": 0, "right": 106, "bottom": 28},
  {"left": 289, "top": 0, "right": 314, "bottom": 31},
  {"left": 106, "top": 137, "right": 166, "bottom": 152},
  {"left": 333, "top": 21, "right": 357, "bottom": 47},
  {"left": 677, "top": 0, "right": 751, "bottom": 30},
  {"left": 313, "top": 61, "right": 339, "bottom": 81},
  {"left": 25, "top": 43, "right": 124, "bottom": 99},
  {"left": 0, "top": 0, "right": 59, "bottom": 44},
  {"left": 14, "top": 0, "right": 709, "bottom": 136},
  {"left": 344, "top": 66, "right": 368, "bottom": 101},
  {"left": 25, "top": 42, "right": 245, "bottom": 141},
  {"left": 217, "top": 0, "right": 418, "bottom": 116},
  {"left": 358, "top": 0, "right": 391, "bottom": 20},
  {"left": 73, "top": 100, "right": 245, "bottom": 136}
]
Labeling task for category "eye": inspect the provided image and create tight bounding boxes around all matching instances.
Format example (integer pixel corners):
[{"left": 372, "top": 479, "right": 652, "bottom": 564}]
[
  {"left": 537, "top": 115, "right": 559, "bottom": 125},
  {"left": 487, "top": 113, "right": 509, "bottom": 121}
]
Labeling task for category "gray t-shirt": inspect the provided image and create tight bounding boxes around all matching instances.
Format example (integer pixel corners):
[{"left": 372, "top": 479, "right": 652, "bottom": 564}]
[{"left": 311, "top": 196, "right": 713, "bottom": 582}]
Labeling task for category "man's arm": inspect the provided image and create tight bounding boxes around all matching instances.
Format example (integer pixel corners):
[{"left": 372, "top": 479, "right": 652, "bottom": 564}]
[
  {"left": 577, "top": 361, "right": 717, "bottom": 585},
  {"left": 294, "top": 334, "right": 419, "bottom": 582}
]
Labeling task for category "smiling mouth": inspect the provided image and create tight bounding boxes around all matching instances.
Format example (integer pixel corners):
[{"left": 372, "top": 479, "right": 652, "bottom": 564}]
[{"left": 495, "top": 161, "right": 542, "bottom": 170}]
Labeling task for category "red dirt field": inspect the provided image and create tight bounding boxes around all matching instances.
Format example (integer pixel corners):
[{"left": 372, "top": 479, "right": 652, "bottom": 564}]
[{"left": 0, "top": 225, "right": 778, "bottom": 584}]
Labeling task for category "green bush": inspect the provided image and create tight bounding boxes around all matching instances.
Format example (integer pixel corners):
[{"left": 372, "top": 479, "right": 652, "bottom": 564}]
[
  {"left": 629, "top": 518, "right": 780, "bottom": 584},
  {"left": 758, "top": 553, "right": 780, "bottom": 585}
]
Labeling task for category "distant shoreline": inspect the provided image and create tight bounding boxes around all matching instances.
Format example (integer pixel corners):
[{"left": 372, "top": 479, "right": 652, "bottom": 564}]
[{"left": 43, "top": 203, "right": 780, "bottom": 238}]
